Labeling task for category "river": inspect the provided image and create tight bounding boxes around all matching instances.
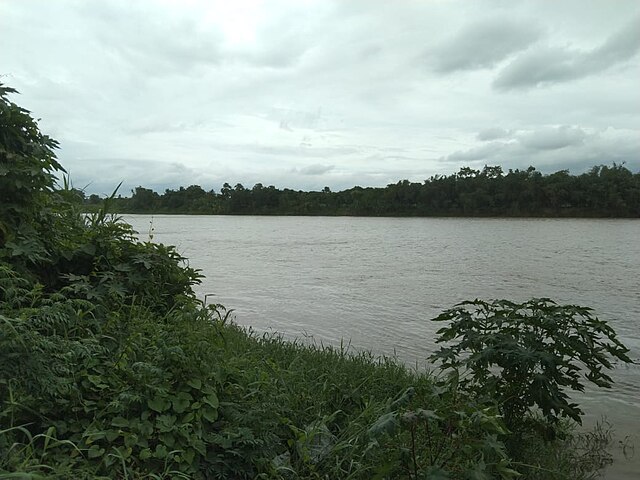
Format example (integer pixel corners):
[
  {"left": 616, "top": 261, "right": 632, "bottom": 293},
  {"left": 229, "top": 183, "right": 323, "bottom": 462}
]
[{"left": 126, "top": 215, "right": 640, "bottom": 478}]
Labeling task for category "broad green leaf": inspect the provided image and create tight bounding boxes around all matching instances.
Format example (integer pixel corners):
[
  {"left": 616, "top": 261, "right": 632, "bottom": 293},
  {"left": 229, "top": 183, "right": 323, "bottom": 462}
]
[
  {"left": 187, "top": 378, "right": 202, "bottom": 390},
  {"left": 202, "top": 406, "right": 218, "bottom": 423},
  {"left": 111, "top": 417, "right": 129, "bottom": 428},
  {"left": 148, "top": 395, "right": 171, "bottom": 413},
  {"left": 87, "top": 445, "right": 105, "bottom": 459}
]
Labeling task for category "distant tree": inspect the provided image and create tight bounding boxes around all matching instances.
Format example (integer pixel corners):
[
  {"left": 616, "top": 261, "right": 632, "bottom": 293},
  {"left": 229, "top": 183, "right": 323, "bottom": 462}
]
[
  {"left": 81, "top": 162, "right": 640, "bottom": 218},
  {"left": 457, "top": 167, "right": 479, "bottom": 179},
  {"left": 130, "top": 186, "right": 160, "bottom": 212}
]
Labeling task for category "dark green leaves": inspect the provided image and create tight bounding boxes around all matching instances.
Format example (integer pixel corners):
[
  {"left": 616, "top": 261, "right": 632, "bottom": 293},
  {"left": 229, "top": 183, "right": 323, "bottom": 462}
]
[{"left": 430, "top": 298, "right": 633, "bottom": 432}]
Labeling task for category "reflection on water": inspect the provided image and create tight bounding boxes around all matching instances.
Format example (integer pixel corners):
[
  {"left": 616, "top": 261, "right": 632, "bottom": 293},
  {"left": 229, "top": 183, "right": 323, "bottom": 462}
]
[{"left": 127, "top": 215, "right": 640, "bottom": 479}]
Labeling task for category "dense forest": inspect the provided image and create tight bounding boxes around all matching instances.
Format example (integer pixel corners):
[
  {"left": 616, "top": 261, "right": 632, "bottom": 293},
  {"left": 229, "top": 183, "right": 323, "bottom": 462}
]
[{"left": 84, "top": 164, "right": 640, "bottom": 217}]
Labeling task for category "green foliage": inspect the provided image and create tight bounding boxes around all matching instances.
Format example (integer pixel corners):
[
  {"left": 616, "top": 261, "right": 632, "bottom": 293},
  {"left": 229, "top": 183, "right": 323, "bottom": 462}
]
[
  {"left": 0, "top": 84, "right": 64, "bottom": 271},
  {"left": 92, "top": 163, "right": 640, "bottom": 217},
  {"left": 430, "top": 299, "right": 632, "bottom": 437},
  {"left": 365, "top": 382, "right": 518, "bottom": 480},
  {"left": 210, "top": 328, "right": 520, "bottom": 480},
  {"left": 0, "top": 85, "right": 63, "bottom": 229},
  {"left": 0, "top": 263, "right": 272, "bottom": 478}
]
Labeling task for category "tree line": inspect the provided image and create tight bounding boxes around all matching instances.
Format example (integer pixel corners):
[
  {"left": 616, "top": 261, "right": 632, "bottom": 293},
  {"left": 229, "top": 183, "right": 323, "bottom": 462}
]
[{"left": 82, "top": 163, "right": 640, "bottom": 217}]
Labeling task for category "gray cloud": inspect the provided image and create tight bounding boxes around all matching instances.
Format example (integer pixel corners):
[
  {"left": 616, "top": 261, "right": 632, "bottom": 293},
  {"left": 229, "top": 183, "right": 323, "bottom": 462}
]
[
  {"left": 519, "top": 126, "right": 587, "bottom": 150},
  {"left": 446, "top": 142, "right": 509, "bottom": 163},
  {"left": 477, "top": 127, "right": 511, "bottom": 141},
  {"left": 293, "top": 164, "right": 335, "bottom": 176},
  {"left": 442, "top": 126, "right": 639, "bottom": 173},
  {"left": 430, "top": 17, "right": 541, "bottom": 73},
  {"left": 62, "top": 157, "right": 219, "bottom": 196},
  {"left": 81, "top": 2, "right": 224, "bottom": 77},
  {"left": 494, "top": 15, "right": 640, "bottom": 90}
]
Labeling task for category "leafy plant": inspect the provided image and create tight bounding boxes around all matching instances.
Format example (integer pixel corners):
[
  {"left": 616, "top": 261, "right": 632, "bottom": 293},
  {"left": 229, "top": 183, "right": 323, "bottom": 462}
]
[
  {"left": 0, "top": 85, "right": 63, "bottom": 242},
  {"left": 366, "top": 382, "right": 520, "bottom": 480},
  {"left": 430, "top": 298, "right": 633, "bottom": 437}
]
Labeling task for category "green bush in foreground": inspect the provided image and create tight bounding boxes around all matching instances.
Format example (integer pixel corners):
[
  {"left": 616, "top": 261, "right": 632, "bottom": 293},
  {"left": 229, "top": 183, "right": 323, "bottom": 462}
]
[
  {"left": 0, "top": 83, "right": 628, "bottom": 478},
  {"left": 430, "top": 299, "right": 632, "bottom": 436}
]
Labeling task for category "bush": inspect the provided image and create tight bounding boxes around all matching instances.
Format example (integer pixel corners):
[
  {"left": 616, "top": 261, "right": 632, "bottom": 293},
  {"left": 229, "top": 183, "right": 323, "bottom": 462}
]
[{"left": 430, "top": 298, "right": 633, "bottom": 438}]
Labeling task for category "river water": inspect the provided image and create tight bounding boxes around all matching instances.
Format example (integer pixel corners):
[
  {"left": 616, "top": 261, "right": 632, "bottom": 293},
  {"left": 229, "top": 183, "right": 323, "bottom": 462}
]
[{"left": 126, "top": 215, "right": 639, "bottom": 478}]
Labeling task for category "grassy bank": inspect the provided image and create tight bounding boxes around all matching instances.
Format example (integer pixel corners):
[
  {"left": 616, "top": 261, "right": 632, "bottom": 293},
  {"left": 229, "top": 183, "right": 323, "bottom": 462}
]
[{"left": 0, "top": 290, "right": 616, "bottom": 479}]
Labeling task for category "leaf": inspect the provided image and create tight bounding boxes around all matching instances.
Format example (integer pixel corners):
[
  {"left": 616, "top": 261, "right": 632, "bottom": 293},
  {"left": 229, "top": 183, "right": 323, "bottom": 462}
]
[
  {"left": 416, "top": 409, "right": 442, "bottom": 421},
  {"left": 203, "top": 393, "right": 219, "bottom": 409},
  {"left": 192, "top": 439, "right": 206, "bottom": 456},
  {"left": 202, "top": 406, "right": 218, "bottom": 423},
  {"left": 159, "top": 432, "right": 176, "bottom": 448},
  {"left": 156, "top": 414, "right": 177, "bottom": 433},
  {"left": 181, "top": 412, "right": 195, "bottom": 423},
  {"left": 495, "top": 461, "right": 523, "bottom": 478},
  {"left": 367, "top": 412, "right": 399, "bottom": 438},
  {"left": 183, "top": 448, "right": 196, "bottom": 465},
  {"left": 390, "top": 387, "right": 415, "bottom": 409},
  {"left": 172, "top": 391, "right": 193, "bottom": 413},
  {"left": 148, "top": 395, "right": 171, "bottom": 413},
  {"left": 187, "top": 378, "right": 202, "bottom": 390},
  {"left": 87, "top": 445, "right": 105, "bottom": 458},
  {"left": 80, "top": 243, "right": 96, "bottom": 255},
  {"left": 111, "top": 417, "right": 129, "bottom": 428},
  {"left": 201, "top": 384, "right": 216, "bottom": 396},
  {"left": 154, "top": 444, "right": 168, "bottom": 459}
]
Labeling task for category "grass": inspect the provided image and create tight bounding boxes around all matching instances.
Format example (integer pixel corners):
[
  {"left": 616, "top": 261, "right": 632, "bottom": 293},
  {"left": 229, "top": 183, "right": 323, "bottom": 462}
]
[
  {"left": 183, "top": 316, "right": 615, "bottom": 479},
  {"left": 1, "top": 295, "right": 615, "bottom": 479}
]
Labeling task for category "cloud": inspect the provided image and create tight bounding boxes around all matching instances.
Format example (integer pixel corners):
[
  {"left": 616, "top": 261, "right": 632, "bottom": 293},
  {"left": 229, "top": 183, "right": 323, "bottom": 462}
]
[
  {"left": 270, "top": 107, "right": 324, "bottom": 130},
  {"left": 430, "top": 17, "right": 541, "bottom": 73},
  {"left": 442, "top": 126, "right": 640, "bottom": 173},
  {"left": 82, "top": 2, "right": 224, "bottom": 76},
  {"left": 519, "top": 126, "right": 586, "bottom": 150},
  {"left": 230, "top": 14, "right": 316, "bottom": 68},
  {"left": 593, "top": 14, "right": 640, "bottom": 65},
  {"left": 293, "top": 164, "right": 335, "bottom": 176},
  {"left": 494, "top": 15, "right": 640, "bottom": 90},
  {"left": 477, "top": 127, "right": 511, "bottom": 141},
  {"left": 446, "top": 142, "right": 509, "bottom": 163},
  {"left": 61, "top": 157, "right": 218, "bottom": 196}
]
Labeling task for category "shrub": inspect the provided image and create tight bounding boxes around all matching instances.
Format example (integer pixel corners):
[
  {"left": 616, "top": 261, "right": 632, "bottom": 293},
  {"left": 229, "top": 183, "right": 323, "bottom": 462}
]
[{"left": 430, "top": 298, "right": 633, "bottom": 437}]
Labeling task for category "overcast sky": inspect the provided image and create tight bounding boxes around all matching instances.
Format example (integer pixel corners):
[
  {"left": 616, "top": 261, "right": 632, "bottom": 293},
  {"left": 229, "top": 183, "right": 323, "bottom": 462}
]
[{"left": 1, "top": 0, "right": 639, "bottom": 195}]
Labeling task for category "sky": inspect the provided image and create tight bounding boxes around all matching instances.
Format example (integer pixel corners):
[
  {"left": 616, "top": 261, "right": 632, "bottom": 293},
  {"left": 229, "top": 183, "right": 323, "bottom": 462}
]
[{"left": 1, "top": 0, "right": 639, "bottom": 195}]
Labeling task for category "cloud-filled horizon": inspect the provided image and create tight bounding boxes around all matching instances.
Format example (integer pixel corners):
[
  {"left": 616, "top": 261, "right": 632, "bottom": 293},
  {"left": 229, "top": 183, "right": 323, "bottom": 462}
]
[{"left": 1, "top": 0, "right": 639, "bottom": 196}]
